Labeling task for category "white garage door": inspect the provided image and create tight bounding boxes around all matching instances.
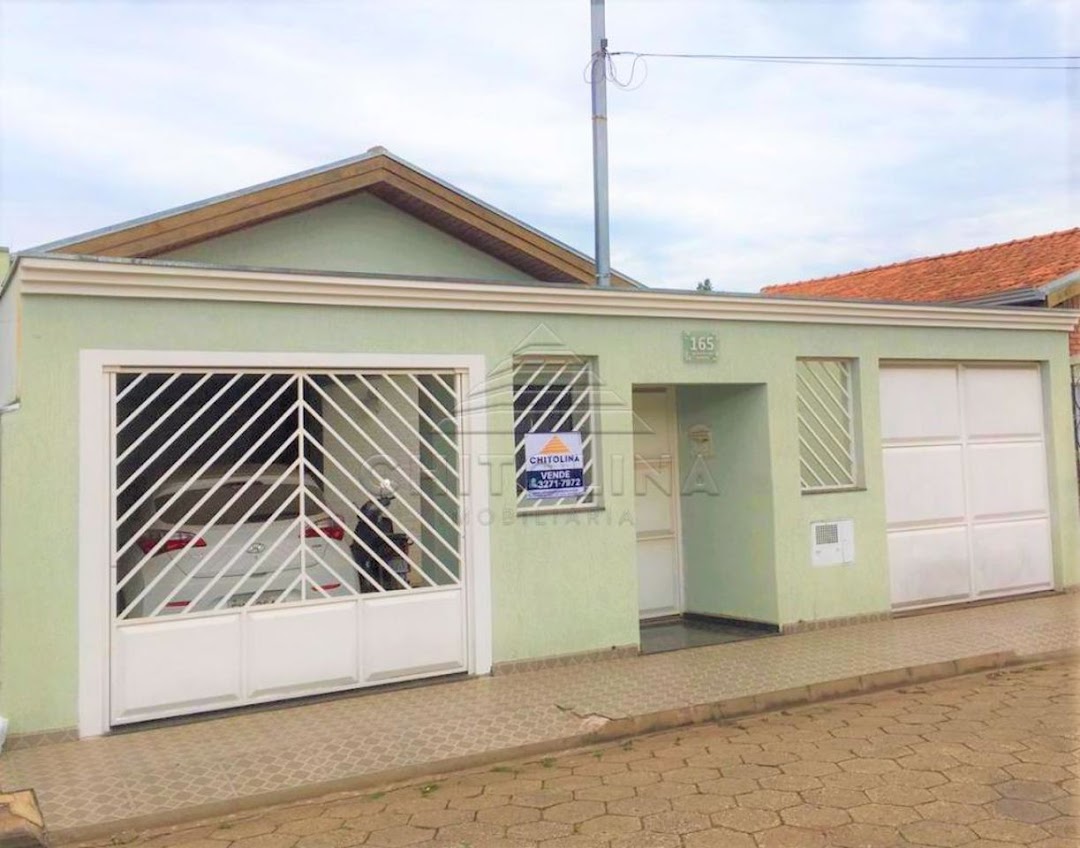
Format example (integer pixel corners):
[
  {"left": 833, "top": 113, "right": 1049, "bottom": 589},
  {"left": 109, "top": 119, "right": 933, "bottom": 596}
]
[
  {"left": 881, "top": 364, "right": 1053, "bottom": 609},
  {"left": 108, "top": 366, "right": 470, "bottom": 725}
]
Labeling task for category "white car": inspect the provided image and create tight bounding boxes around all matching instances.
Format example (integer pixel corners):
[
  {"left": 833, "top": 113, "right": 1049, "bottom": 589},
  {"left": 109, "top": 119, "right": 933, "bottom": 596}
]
[{"left": 117, "top": 465, "right": 358, "bottom": 618}]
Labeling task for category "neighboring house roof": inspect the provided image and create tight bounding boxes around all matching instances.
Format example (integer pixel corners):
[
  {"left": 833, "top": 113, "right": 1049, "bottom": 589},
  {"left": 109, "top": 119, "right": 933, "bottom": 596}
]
[
  {"left": 761, "top": 228, "right": 1080, "bottom": 307},
  {"left": 28, "top": 147, "right": 641, "bottom": 289}
]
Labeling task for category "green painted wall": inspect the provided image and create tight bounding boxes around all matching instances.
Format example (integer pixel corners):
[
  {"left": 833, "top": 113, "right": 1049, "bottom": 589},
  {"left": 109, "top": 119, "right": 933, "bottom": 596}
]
[
  {"left": 161, "top": 194, "right": 539, "bottom": 282},
  {"left": 2, "top": 293, "right": 1078, "bottom": 735},
  {"left": 676, "top": 384, "right": 778, "bottom": 623}
]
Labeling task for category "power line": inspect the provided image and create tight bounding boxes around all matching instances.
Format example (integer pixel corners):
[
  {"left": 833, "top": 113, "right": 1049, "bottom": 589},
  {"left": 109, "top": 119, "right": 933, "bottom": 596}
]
[
  {"left": 612, "top": 51, "right": 1078, "bottom": 61},
  {"left": 703, "top": 57, "right": 1078, "bottom": 70},
  {"left": 601, "top": 51, "right": 1079, "bottom": 78}
]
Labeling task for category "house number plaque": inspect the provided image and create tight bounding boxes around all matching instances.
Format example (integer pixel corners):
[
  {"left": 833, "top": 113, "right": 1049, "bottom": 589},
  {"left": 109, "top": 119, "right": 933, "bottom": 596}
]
[{"left": 682, "top": 331, "right": 717, "bottom": 363}]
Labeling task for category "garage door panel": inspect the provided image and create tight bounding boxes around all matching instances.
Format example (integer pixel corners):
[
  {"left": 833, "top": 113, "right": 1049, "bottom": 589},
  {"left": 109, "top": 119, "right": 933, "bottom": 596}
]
[
  {"left": 883, "top": 445, "right": 966, "bottom": 526},
  {"left": 888, "top": 526, "right": 971, "bottom": 608},
  {"left": 881, "top": 363, "right": 1053, "bottom": 611},
  {"left": 966, "top": 442, "right": 1049, "bottom": 519},
  {"left": 362, "top": 590, "right": 465, "bottom": 682},
  {"left": 880, "top": 367, "right": 960, "bottom": 443},
  {"left": 963, "top": 367, "right": 1044, "bottom": 439},
  {"left": 245, "top": 601, "right": 361, "bottom": 699},
  {"left": 971, "top": 520, "right": 1053, "bottom": 597},
  {"left": 113, "top": 615, "right": 242, "bottom": 721}
]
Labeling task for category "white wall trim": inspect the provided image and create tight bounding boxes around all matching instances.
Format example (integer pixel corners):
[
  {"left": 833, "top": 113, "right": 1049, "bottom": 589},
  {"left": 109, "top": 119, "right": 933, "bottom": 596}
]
[
  {"left": 78, "top": 351, "right": 111, "bottom": 737},
  {"left": 17, "top": 255, "right": 1080, "bottom": 333},
  {"left": 77, "top": 349, "right": 492, "bottom": 737}
]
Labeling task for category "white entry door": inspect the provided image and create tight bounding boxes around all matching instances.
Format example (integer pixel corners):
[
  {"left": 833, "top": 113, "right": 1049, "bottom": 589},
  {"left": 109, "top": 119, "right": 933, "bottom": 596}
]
[
  {"left": 633, "top": 388, "right": 683, "bottom": 618},
  {"left": 881, "top": 364, "right": 1053, "bottom": 609}
]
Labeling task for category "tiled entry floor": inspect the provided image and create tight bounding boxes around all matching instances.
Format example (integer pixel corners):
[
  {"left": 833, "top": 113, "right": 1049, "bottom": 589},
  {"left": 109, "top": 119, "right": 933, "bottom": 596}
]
[
  {"left": 639, "top": 617, "right": 775, "bottom": 655},
  {"left": 2, "top": 593, "right": 1079, "bottom": 836}
]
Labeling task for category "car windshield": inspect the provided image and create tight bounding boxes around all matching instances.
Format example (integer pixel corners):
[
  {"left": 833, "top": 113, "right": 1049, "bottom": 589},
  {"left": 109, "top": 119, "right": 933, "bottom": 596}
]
[{"left": 155, "top": 480, "right": 315, "bottom": 525}]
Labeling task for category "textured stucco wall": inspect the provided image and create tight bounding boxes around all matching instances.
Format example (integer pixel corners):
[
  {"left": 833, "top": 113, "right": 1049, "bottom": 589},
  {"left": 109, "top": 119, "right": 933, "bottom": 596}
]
[
  {"left": 161, "top": 194, "right": 538, "bottom": 282},
  {"left": 676, "top": 384, "right": 779, "bottom": 624},
  {"left": 1, "top": 292, "right": 1077, "bottom": 735}
]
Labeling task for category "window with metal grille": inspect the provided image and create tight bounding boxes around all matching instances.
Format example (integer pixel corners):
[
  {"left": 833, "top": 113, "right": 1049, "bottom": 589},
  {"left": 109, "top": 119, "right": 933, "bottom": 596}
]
[
  {"left": 513, "top": 357, "right": 597, "bottom": 511},
  {"left": 797, "top": 358, "right": 859, "bottom": 492},
  {"left": 1072, "top": 363, "right": 1079, "bottom": 487}
]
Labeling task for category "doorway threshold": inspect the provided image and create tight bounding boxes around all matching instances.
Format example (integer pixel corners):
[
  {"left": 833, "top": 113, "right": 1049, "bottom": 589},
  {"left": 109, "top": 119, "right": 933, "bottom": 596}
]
[{"left": 639, "top": 614, "right": 777, "bottom": 655}]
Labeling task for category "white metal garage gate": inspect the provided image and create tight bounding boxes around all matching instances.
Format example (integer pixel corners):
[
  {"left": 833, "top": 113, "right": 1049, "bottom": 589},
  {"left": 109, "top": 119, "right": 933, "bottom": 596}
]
[
  {"left": 108, "top": 366, "right": 470, "bottom": 725},
  {"left": 881, "top": 363, "right": 1054, "bottom": 610}
]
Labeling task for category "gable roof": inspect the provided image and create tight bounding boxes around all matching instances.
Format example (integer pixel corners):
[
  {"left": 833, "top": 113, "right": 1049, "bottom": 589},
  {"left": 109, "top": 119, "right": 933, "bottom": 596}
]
[
  {"left": 30, "top": 147, "right": 641, "bottom": 289},
  {"left": 761, "top": 228, "right": 1080, "bottom": 306}
]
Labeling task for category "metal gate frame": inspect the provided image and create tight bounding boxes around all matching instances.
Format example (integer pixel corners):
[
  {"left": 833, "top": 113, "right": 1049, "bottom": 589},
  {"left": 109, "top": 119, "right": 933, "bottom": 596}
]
[
  {"left": 77, "top": 350, "right": 492, "bottom": 738},
  {"left": 1072, "top": 363, "right": 1079, "bottom": 494}
]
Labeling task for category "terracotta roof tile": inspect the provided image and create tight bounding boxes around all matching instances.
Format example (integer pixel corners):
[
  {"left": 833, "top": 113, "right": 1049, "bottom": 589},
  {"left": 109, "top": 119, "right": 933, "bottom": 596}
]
[{"left": 761, "top": 228, "right": 1080, "bottom": 302}]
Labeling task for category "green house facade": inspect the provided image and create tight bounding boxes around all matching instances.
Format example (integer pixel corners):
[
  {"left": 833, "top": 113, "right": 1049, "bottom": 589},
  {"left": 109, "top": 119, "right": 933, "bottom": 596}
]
[{"left": 2, "top": 150, "right": 1077, "bottom": 743}]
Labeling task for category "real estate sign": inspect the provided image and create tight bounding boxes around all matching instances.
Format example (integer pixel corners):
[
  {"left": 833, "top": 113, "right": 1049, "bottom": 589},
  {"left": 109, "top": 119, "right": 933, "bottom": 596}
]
[{"left": 524, "top": 431, "right": 585, "bottom": 499}]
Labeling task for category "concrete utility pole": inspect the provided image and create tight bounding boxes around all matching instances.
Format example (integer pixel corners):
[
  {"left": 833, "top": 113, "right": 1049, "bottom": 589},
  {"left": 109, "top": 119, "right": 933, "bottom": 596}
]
[{"left": 590, "top": 0, "right": 612, "bottom": 288}]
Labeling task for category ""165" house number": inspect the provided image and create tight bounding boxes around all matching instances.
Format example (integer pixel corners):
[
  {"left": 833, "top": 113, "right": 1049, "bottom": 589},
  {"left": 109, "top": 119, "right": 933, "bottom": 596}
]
[{"left": 682, "top": 331, "right": 717, "bottom": 363}]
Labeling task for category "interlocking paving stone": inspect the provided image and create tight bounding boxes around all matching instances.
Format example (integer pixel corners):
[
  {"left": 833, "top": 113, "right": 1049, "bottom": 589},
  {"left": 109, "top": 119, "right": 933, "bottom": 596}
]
[
  {"left": 968, "top": 818, "right": 1051, "bottom": 843},
  {"left": 848, "top": 802, "right": 921, "bottom": 826},
  {"left": 898, "top": 820, "right": 977, "bottom": 846},
  {"left": 915, "top": 799, "right": 991, "bottom": 824},
  {"left": 683, "top": 829, "right": 755, "bottom": 848},
  {"left": 575, "top": 816, "right": 641, "bottom": 836},
  {"left": 778, "top": 803, "right": 850, "bottom": 828},
  {"left": 826, "top": 821, "right": 905, "bottom": 847},
  {"left": 708, "top": 807, "right": 781, "bottom": 833},
  {"left": 504, "top": 821, "right": 572, "bottom": 841},
  {"left": 990, "top": 798, "right": 1059, "bottom": 823}
]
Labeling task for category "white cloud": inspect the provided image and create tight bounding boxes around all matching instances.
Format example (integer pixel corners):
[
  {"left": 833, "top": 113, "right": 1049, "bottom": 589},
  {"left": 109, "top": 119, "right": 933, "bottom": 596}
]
[
  {"left": 0, "top": 0, "right": 1073, "bottom": 290},
  {"left": 857, "top": 0, "right": 977, "bottom": 50}
]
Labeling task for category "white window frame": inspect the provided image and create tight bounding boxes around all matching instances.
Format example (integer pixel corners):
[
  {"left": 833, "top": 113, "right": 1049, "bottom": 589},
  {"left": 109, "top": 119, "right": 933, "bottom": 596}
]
[
  {"left": 512, "top": 356, "right": 601, "bottom": 514},
  {"left": 796, "top": 357, "right": 860, "bottom": 493}
]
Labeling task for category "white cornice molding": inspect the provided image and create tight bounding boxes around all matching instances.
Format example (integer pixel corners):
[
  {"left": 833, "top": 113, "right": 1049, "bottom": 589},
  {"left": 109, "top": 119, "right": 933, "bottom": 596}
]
[{"left": 14, "top": 255, "right": 1080, "bottom": 332}]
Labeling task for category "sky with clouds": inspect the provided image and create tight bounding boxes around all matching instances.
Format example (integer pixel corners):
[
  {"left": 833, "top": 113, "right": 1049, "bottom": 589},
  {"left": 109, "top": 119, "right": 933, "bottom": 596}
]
[{"left": 0, "top": 0, "right": 1077, "bottom": 291}]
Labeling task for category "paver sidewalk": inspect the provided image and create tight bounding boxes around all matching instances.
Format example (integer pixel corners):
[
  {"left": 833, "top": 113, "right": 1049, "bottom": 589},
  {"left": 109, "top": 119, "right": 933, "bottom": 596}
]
[
  {"left": 2, "top": 594, "right": 1078, "bottom": 838},
  {"left": 72, "top": 655, "right": 1080, "bottom": 848}
]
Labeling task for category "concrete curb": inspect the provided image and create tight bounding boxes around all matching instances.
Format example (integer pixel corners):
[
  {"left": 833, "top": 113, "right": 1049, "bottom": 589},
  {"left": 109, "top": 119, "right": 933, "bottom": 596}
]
[
  {"left": 579, "top": 649, "right": 1019, "bottom": 741},
  {"left": 55, "top": 648, "right": 1033, "bottom": 845}
]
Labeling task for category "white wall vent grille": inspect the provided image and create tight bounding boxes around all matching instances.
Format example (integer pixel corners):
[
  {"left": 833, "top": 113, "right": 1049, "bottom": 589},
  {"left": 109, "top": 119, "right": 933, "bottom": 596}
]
[
  {"left": 811, "top": 519, "right": 854, "bottom": 567},
  {"left": 815, "top": 522, "right": 839, "bottom": 546}
]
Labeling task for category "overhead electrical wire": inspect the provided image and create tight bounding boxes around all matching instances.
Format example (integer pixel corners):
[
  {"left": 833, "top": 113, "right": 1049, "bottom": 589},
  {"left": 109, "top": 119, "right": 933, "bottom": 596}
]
[
  {"left": 613, "top": 51, "right": 1078, "bottom": 62},
  {"left": 586, "top": 50, "right": 1079, "bottom": 89}
]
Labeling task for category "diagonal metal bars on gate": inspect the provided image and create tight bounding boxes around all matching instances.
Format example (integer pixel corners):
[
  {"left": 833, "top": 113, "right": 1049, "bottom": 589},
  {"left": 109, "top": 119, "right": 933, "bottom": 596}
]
[
  {"left": 112, "top": 368, "right": 465, "bottom": 620},
  {"left": 301, "top": 433, "right": 461, "bottom": 579},
  {"left": 115, "top": 382, "right": 301, "bottom": 569},
  {"left": 302, "top": 383, "right": 461, "bottom": 533},
  {"left": 116, "top": 373, "right": 289, "bottom": 535}
]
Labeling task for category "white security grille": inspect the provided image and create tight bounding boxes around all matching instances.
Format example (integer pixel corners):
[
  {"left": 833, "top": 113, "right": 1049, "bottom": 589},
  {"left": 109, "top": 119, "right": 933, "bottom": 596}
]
[
  {"left": 513, "top": 357, "right": 597, "bottom": 511},
  {"left": 797, "top": 358, "right": 858, "bottom": 491},
  {"left": 1072, "top": 363, "right": 1079, "bottom": 486},
  {"left": 112, "top": 370, "right": 463, "bottom": 621}
]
